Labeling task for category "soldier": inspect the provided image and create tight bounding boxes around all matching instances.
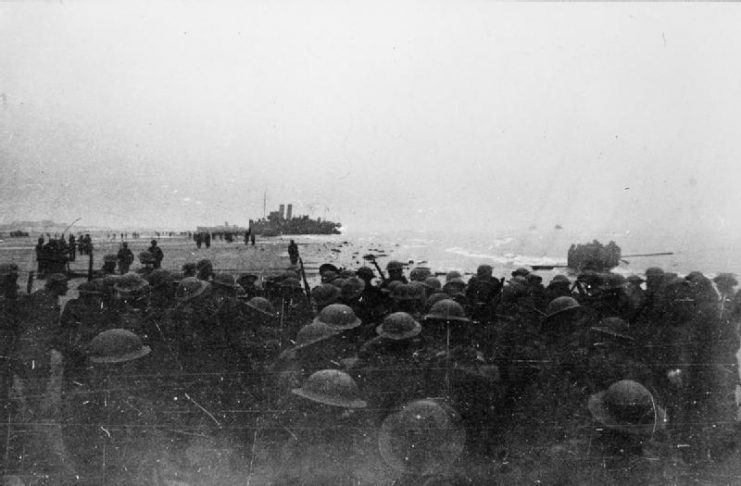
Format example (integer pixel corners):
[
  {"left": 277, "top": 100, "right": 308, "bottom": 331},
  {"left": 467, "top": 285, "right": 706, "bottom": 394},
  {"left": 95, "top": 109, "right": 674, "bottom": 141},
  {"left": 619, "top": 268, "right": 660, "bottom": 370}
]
[
  {"left": 319, "top": 263, "right": 341, "bottom": 284},
  {"left": 182, "top": 262, "right": 197, "bottom": 278},
  {"left": 409, "top": 266, "right": 432, "bottom": 282},
  {"left": 137, "top": 250, "right": 155, "bottom": 275},
  {"left": 583, "top": 317, "right": 653, "bottom": 394},
  {"left": 389, "top": 282, "right": 426, "bottom": 317},
  {"left": 101, "top": 254, "right": 118, "bottom": 275},
  {"left": 273, "top": 369, "right": 370, "bottom": 484},
  {"left": 544, "top": 274, "right": 572, "bottom": 302},
  {"left": 196, "top": 258, "right": 214, "bottom": 281},
  {"left": 62, "top": 329, "right": 169, "bottom": 483},
  {"left": 465, "top": 264, "right": 501, "bottom": 323},
  {"left": 581, "top": 380, "right": 679, "bottom": 484},
  {"left": 288, "top": 239, "right": 299, "bottom": 265},
  {"left": 57, "top": 280, "right": 109, "bottom": 377},
  {"left": 625, "top": 274, "right": 646, "bottom": 312},
  {"left": 148, "top": 239, "right": 164, "bottom": 269},
  {"left": 35, "top": 236, "right": 46, "bottom": 274},
  {"left": 68, "top": 233, "right": 76, "bottom": 262},
  {"left": 113, "top": 273, "right": 150, "bottom": 339},
  {"left": 310, "top": 303, "right": 363, "bottom": 359},
  {"left": 83, "top": 233, "right": 93, "bottom": 255},
  {"left": 311, "top": 283, "right": 341, "bottom": 312},
  {"left": 354, "top": 312, "right": 427, "bottom": 421},
  {"left": 592, "top": 273, "right": 635, "bottom": 322},
  {"left": 237, "top": 273, "right": 261, "bottom": 299},
  {"left": 116, "top": 242, "right": 134, "bottom": 275},
  {"left": 0, "top": 263, "right": 22, "bottom": 468},
  {"left": 381, "top": 260, "right": 408, "bottom": 290},
  {"left": 7, "top": 274, "right": 70, "bottom": 479}
]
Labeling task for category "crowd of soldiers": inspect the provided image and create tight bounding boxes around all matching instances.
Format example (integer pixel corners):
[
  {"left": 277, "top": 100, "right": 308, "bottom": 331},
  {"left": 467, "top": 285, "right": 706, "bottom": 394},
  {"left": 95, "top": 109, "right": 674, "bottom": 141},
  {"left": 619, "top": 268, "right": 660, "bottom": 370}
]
[
  {"left": 1, "top": 253, "right": 741, "bottom": 484},
  {"left": 35, "top": 234, "right": 93, "bottom": 275}
]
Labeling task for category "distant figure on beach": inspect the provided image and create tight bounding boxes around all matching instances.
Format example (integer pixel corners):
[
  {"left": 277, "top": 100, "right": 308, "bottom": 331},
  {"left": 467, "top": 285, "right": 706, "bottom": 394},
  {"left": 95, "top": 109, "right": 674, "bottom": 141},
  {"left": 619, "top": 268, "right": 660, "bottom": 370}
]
[
  {"left": 244, "top": 228, "right": 251, "bottom": 246},
  {"left": 117, "top": 242, "right": 134, "bottom": 275},
  {"left": 68, "top": 234, "right": 76, "bottom": 262},
  {"left": 35, "top": 236, "right": 45, "bottom": 274},
  {"left": 288, "top": 240, "right": 299, "bottom": 265},
  {"left": 250, "top": 231, "right": 255, "bottom": 246},
  {"left": 204, "top": 232, "right": 211, "bottom": 249},
  {"left": 148, "top": 239, "right": 164, "bottom": 269}
]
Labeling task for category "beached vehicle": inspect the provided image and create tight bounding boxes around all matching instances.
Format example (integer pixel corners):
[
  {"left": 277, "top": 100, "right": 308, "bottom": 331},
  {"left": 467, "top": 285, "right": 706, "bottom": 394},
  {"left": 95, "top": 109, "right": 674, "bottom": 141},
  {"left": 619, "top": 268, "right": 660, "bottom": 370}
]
[
  {"left": 567, "top": 240, "right": 622, "bottom": 272},
  {"left": 531, "top": 241, "right": 672, "bottom": 273}
]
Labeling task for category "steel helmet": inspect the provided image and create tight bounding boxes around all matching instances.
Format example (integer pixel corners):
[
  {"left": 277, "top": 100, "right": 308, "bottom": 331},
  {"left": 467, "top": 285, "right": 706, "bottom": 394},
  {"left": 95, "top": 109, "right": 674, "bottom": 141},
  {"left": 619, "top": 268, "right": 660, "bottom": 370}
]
[
  {"left": 88, "top": 328, "right": 151, "bottom": 364},
  {"left": 319, "top": 263, "right": 340, "bottom": 275},
  {"left": 549, "top": 275, "right": 571, "bottom": 286},
  {"left": 312, "top": 303, "right": 362, "bottom": 330},
  {"left": 424, "top": 299, "right": 470, "bottom": 323},
  {"left": 387, "top": 260, "right": 404, "bottom": 272},
  {"left": 291, "top": 369, "right": 367, "bottom": 408},
  {"left": 211, "top": 273, "right": 240, "bottom": 289},
  {"left": 644, "top": 267, "right": 665, "bottom": 280},
  {"left": 588, "top": 380, "right": 667, "bottom": 436},
  {"left": 113, "top": 273, "right": 149, "bottom": 295},
  {"left": 340, "top": 277, "right": 365, "bottom": 300},
  {"left": 511, "top": 267, "right": 530, "bottom": 278},
  {"left": 245, "top": 297, "right": 276, "bottom": 317},
  {"left": 376, "top": 312, "right": 422, "bottom": 340},
  {"left": 409, "top": 267, "right": 432, "bottom": 282},
  {"left": 311, "top": 284, "right": 341, "bottom": 307},
  {"left": 713, "top": 272, "right": 738, "bottom": 289},
  {"left": 176, "top": 277, "right": 210, "bottom": 301},
  {"left": 390, "top": 283, "right": 422, "bottom": 302},
  {"left": 425, "top": 292, "right": 450, "bottom": 311},
  {"left": 476, "top": 264, "right": 493, "bottom": 278},
  {"left": 590, "top": 317, "right": 634, "bottom": 342},
  {"left": 378, "top": 399, "right": 465, "bottom": 475},
  {"left": 424, "top": 276, "right": 442, "bottom": 291},
  {"left": 543, "top": 296, "right": 581, "bottom": 321},
  {"left": 444, "top": 270, "right": 462, "bottom": 283},
  {"left": 294, "top": 323, "right": 340, "bottom": 350},
  {"left": 442, "top": 278, "right": 466, "bottom": 297},
  {"left": 356, "top": 266, "right": 375, "bottom": 280}
]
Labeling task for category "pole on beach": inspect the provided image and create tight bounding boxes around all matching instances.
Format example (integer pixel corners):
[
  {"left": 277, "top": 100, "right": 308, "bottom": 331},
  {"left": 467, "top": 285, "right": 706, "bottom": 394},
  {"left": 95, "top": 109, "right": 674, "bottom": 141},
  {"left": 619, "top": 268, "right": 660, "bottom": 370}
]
[
  {"left": 298, "top": 257, "right": 312, "bottom": 305},
  {"left": 61, "top": 217, "right": 82, "bottom": 236},
  {"left": 88, "top": 244, "right": 94, "bottom": 281}
]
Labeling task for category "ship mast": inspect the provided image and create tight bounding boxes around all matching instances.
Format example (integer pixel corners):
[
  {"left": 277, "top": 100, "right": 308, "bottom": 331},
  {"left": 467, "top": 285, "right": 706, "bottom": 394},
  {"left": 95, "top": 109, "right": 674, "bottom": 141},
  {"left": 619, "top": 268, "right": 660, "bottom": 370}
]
[{"left": 263, "top": 190, "right": 267, "bottom": 219}]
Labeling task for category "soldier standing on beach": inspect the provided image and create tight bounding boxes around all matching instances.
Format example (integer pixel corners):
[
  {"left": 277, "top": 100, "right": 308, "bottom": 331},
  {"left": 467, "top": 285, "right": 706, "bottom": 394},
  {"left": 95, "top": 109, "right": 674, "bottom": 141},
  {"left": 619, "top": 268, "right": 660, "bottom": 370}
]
[
  {"left": 148, "top": 239, "right": 164, "bottom": 269},
  {"left": 288, "top": 240, "right": 299, "bottom": 265},
  {"left": 117, "top": 242, "right": 134, "bottom": 275},
  {"left": 68, "top": 234, "right": 76, "bottom": 262}
]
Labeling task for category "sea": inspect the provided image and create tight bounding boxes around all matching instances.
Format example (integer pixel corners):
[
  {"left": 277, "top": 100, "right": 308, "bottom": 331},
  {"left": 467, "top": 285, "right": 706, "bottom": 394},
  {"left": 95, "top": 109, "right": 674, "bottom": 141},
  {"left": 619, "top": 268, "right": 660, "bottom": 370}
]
[{"left": 295, "top": 227, "right": 741, "bottom": 282}]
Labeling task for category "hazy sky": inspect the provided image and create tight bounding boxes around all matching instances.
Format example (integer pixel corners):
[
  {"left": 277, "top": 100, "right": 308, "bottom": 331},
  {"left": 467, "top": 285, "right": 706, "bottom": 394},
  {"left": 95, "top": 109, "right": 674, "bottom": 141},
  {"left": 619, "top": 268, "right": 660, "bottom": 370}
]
[{"left": 2, "top": 2, "right": 741, "bottom": 236}]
